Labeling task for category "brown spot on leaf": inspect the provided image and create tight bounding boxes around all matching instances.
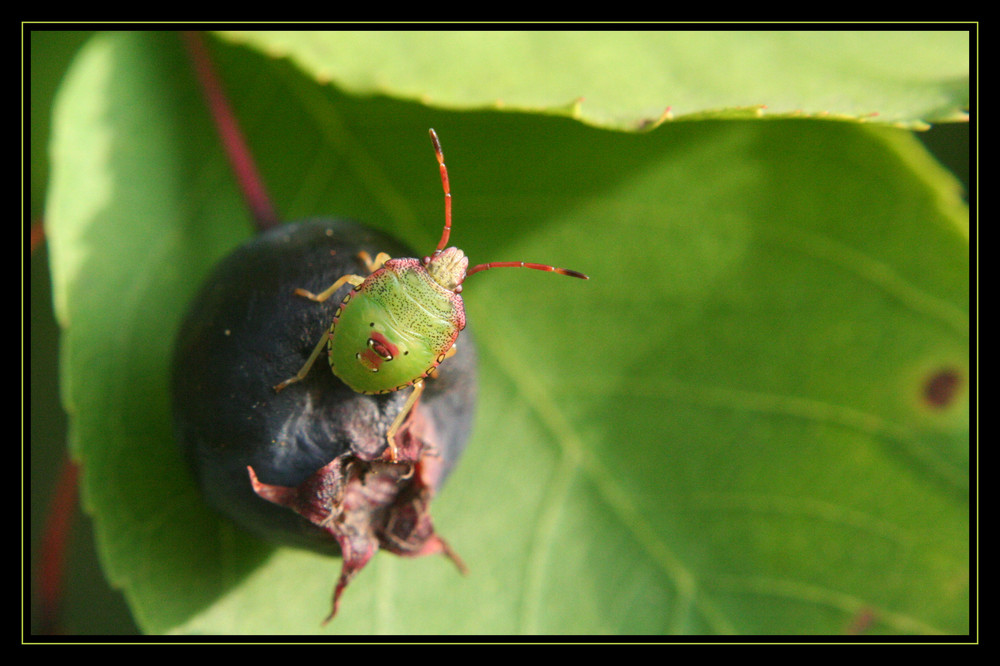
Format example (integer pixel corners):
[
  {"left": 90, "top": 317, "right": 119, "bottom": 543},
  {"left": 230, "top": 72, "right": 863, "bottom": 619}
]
[
  {"left": 923, "top": 367, "right": 963, "bottom": 409},
  {"left": 844, "top": 606, "right": 877, "bottom": 635}
]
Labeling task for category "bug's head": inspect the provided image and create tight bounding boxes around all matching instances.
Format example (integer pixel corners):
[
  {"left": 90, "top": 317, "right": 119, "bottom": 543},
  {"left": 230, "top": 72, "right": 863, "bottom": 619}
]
[{"left": 424, "top": 247, "right": 469, "bottom": 292}]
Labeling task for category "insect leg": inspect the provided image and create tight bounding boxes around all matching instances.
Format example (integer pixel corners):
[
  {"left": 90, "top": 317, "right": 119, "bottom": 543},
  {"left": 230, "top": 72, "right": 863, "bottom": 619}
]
[
  {"left": 273, "top": 330, "right": 332, "bottom": 392},
  {"left": 357, "top": 251, "right": 392, "bottom": 274},
  {"left": 294, "top": 274, "right": 365, "bottom": 303},
  {"left": 385, "top": 380, "right": 426, "bottom": 462}
]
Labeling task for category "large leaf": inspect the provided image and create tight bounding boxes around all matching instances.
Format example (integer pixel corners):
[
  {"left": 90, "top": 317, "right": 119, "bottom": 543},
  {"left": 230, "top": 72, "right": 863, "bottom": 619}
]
[
  {"left": 219, "top": 30, "right": 970, "bottom": 129},
  {"left": 44, "top": 31, "right": 969, "bottom": 634}
]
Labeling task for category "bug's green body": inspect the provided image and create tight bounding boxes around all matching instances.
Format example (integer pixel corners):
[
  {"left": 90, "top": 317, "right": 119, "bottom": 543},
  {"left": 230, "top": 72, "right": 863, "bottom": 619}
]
[
  {"left": 329, "top": 257, "right": 465, "bottom": 393},
  {"left": 273, "top": 129, "right": 587, "bottom": 461}
]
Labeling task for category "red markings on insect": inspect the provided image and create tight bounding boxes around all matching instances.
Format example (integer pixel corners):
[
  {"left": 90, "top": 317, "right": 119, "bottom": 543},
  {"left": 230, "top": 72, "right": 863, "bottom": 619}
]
[{"left": 357, "top": 331, "right": 399, "bottom": 372}]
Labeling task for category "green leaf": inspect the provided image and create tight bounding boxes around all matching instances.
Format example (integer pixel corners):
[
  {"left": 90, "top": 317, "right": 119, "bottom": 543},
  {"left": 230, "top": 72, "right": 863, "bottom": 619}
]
[
  {"left": 45, "top": 31, "right": 968, "bottom": 634},
  {"left": 217, "top": 30, "right": 970, "bottom": 129}
]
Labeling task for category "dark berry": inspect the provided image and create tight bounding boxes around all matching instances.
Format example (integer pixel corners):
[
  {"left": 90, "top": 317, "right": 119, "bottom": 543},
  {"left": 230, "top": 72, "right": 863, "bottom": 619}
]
[{"left": 172, "top": 218, "right": 477, "bottom": 621}]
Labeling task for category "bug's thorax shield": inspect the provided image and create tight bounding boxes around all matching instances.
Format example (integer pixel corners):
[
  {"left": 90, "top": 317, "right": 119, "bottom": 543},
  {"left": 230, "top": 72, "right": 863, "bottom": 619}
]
[
  {"left": 328, "top": 259, "right": 466, "bottom": 394},
  {"left": 426, "top": 247, "right": 469, "bottom": 291}
]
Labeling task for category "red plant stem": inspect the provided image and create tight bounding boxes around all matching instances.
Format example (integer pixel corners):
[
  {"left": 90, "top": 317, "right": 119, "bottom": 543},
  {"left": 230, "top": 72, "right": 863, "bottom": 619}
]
[
  {"left": 180, "top": 31, "right": 280, "bottom": 232},
  {"left": 36, "top": 457, "right": 80, "bottom": 634},
  {"left": 30, "top": 219, "right": 45, "bottom": 254}
]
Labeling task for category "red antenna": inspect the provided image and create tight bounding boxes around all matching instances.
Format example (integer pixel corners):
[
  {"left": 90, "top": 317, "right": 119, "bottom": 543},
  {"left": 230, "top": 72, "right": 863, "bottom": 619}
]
[
  {"left": 466, "top": 262, "right": 588, "bottom": 279},
  {"left": 427, "top": 129, "right": 588, "bottom": 281},
  {"left": 429, "top": 129, "right": 452, "bottom": 254}
]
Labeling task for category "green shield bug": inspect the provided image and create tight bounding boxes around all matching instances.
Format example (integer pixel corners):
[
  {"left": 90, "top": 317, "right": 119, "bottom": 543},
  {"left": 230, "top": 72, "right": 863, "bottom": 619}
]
[{"left": 274, "top": 129, "right": 588, "bottom": 460}]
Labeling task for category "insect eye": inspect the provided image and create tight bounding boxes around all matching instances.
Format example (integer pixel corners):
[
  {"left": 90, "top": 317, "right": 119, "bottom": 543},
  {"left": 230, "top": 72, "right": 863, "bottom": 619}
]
[{"left": 368, "top": 336, "right": 394, "bottom": 360}]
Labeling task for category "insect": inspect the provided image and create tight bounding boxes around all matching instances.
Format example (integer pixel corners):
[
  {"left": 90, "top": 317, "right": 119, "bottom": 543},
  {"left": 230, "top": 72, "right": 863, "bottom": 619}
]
[{"left": 274, "top": 129, "right": 588, "bottom": 460}]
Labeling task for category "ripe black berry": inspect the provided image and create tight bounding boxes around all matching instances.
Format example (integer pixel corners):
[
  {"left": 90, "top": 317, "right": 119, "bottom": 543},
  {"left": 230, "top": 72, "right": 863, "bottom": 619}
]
[{"left": 172, "top": 218, "right": 477, "bottom": 621}]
